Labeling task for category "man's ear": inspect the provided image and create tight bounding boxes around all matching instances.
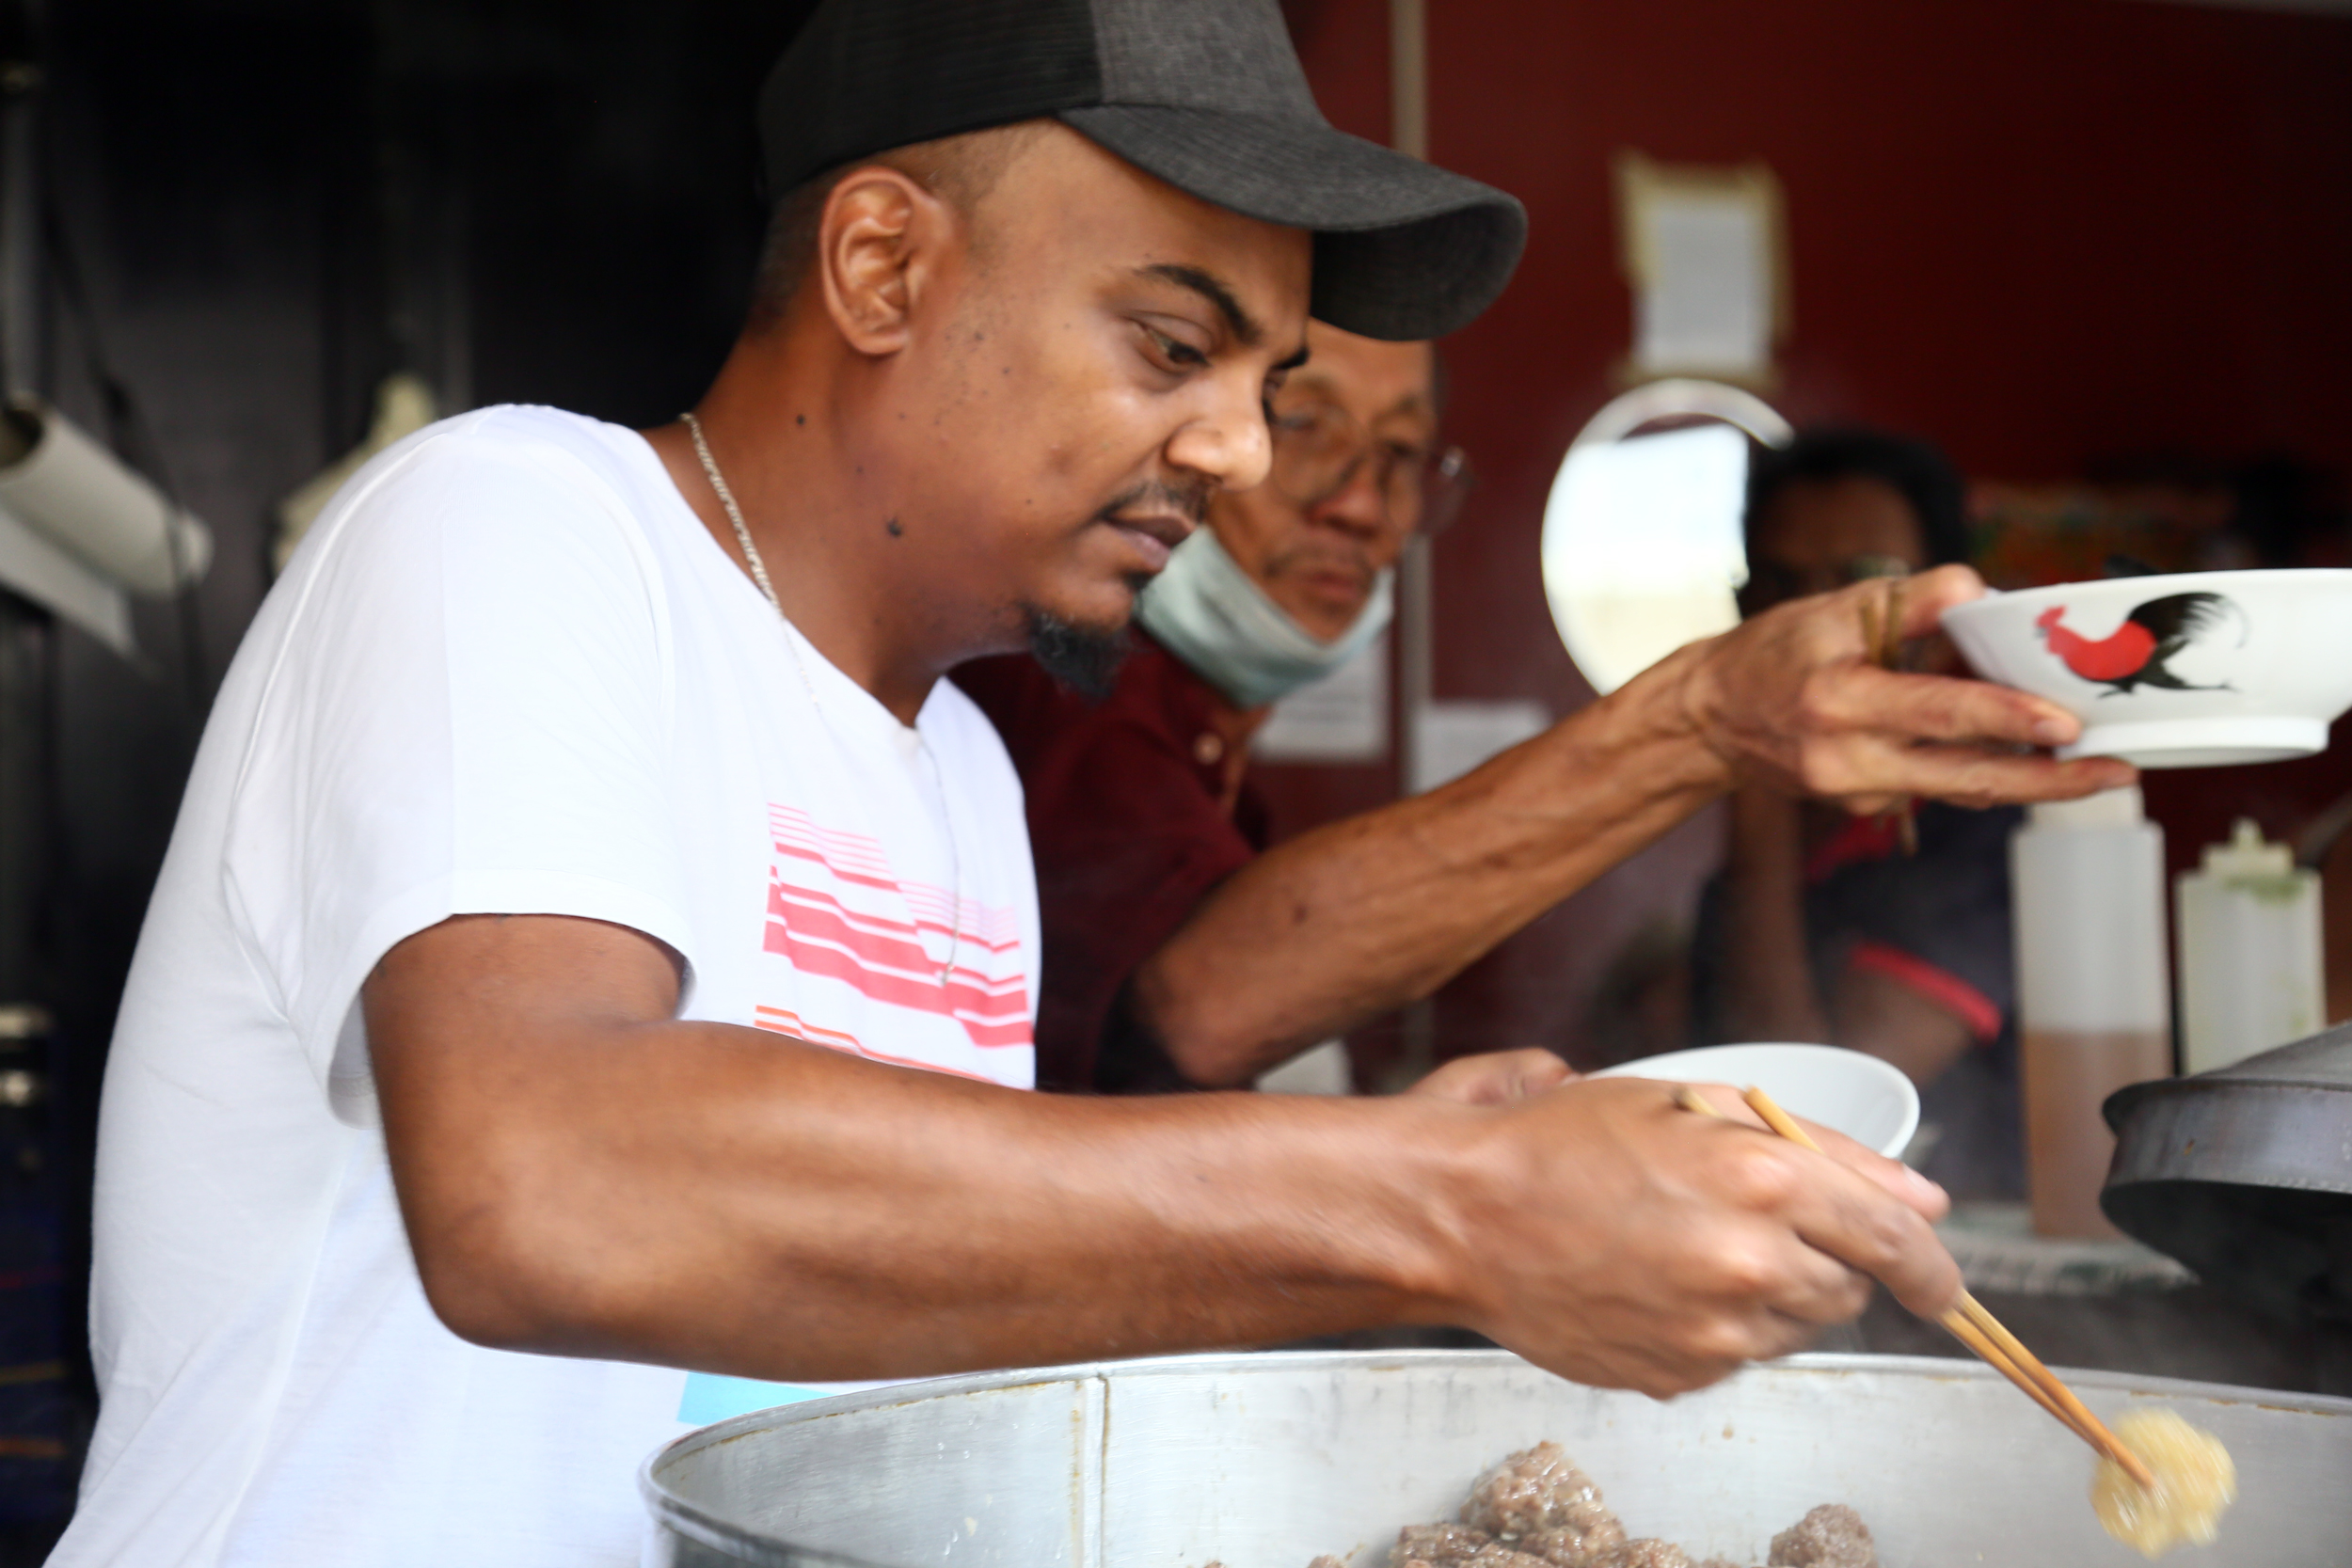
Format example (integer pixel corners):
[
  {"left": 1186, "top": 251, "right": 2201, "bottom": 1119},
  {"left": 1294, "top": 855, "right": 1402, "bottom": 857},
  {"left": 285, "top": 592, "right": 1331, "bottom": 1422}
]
[{"left": 817, "top": 166, "right": 956, "bottom": 357}]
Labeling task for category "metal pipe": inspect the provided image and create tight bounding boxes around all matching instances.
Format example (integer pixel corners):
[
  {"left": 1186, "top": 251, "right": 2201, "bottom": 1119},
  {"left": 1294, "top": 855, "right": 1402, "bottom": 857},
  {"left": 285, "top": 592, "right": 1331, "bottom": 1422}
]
[{"left": 1389, "top": 0, "right": 1436, "bottom": 1081}]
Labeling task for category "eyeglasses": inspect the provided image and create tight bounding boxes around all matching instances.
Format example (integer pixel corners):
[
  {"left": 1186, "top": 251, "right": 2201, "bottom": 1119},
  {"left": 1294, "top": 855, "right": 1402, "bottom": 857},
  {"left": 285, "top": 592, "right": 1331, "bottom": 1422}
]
[{"left": 1266, "top": 400, "right": 1473, "bottom": 536}]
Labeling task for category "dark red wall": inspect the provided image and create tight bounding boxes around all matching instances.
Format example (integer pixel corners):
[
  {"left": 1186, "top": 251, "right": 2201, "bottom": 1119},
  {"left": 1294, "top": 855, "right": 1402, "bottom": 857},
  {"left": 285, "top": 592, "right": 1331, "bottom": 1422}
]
[{"left": 1267, "top": 0, "right": 2352, "bottom": 1063}]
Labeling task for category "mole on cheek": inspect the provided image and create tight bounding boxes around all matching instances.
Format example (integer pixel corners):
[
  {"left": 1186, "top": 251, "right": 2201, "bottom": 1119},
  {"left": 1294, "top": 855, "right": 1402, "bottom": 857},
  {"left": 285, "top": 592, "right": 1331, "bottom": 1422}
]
[{"left": 886, "top": 517, "right": 905, "bottom": 538}]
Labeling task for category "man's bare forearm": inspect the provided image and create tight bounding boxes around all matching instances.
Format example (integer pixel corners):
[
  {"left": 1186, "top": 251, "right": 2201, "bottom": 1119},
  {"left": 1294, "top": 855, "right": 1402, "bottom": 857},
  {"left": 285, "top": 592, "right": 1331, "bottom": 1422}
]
[
  {"left": 368, "top": 912, "right": 1963, "bottom": 1399},
  {"left": 367, "top": 916, "right": 1478, "bottom": 1382},
  {"left": 1134, "top": 642, "right": 1729, "bottom": 1086}
]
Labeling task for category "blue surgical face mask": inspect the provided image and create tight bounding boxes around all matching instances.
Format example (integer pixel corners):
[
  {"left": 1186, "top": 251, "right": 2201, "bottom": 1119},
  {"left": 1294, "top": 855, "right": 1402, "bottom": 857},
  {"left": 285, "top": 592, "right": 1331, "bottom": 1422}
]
[{"left": 1135, "top": 528, "right": 1394, "bottom": 710}]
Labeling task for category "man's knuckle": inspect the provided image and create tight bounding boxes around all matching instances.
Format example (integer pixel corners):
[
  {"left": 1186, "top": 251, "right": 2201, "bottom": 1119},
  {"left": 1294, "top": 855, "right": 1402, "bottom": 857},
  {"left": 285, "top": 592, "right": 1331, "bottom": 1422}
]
[
  {"left": 1794, "top": 672, "right": 1844, "bottom": 730},
  {"left": 1719, "top": 1145, "right": 1800, "bottom": 1209},
  {"left": 1851, "top": 1199, "right": 1922, "bottom": 1267},
  {"left": 1709, "top": 1243, "right": 1779, "bottom": 1298},
  {"left": 1803, "top": 1260, "right": 1871, "bottom": 1317}
]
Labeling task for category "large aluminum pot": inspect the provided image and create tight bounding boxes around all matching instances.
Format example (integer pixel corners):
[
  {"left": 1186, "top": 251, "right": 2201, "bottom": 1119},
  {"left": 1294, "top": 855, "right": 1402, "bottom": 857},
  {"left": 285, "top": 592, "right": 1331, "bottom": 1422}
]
[{"left": 642, "top": 1351, "right": 2352, "bottom": 1567}]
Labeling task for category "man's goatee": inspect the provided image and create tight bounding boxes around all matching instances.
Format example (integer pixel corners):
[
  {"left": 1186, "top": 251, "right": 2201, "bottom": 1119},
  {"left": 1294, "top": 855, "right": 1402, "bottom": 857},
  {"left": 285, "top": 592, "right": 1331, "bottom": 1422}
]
[{"left": 1025, "top": 608, "right": 1132, "bottom": 701}]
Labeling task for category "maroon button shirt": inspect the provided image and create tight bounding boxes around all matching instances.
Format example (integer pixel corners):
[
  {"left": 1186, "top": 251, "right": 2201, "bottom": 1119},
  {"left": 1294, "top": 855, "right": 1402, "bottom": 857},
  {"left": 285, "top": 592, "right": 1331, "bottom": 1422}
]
[{"left": 953, "top": 633, "right": 1268, "bottom": 1091}]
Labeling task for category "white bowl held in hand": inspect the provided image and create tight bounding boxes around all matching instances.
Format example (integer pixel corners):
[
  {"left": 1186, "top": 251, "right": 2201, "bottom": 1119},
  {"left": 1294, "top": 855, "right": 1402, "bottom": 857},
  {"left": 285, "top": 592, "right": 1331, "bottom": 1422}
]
[
  {"left": 1941, "top": 568, "right": 2352, "bottom": 768},
  {"left": 1590, "top": 1042, "right": 1920, "bottom": 1159}
]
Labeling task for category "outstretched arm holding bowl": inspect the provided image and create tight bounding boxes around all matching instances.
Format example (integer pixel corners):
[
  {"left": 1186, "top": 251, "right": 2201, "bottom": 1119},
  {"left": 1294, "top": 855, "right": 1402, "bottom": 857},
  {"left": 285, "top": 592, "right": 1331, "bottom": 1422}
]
[{"left": 1135, "top": 563, "right": 2137, "bottom": 1086}]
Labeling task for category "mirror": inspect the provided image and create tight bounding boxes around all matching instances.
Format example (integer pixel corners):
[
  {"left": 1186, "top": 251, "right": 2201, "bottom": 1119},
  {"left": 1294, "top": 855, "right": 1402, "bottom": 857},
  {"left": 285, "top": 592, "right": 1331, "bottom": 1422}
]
[{"left": 1542, "top": 378, "right": 1792, "bottom": 695}]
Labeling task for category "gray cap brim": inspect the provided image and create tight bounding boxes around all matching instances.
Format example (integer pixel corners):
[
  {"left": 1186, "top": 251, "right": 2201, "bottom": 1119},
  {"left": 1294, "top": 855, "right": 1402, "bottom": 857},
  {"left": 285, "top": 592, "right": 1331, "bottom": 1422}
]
[{"left": 1058, "top": 103, "right": 1526, "bottom": 341}]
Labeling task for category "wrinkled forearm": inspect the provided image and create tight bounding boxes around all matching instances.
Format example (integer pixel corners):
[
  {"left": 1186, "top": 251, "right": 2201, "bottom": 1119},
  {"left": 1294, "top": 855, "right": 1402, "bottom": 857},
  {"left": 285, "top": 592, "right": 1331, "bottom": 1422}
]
[{"left": 1131, "top": 641, "right": 1734, "bottom": 1086}]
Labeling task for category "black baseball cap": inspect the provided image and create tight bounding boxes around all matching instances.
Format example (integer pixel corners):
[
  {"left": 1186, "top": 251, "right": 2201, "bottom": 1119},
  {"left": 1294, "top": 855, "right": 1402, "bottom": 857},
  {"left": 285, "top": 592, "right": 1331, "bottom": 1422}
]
[{"left": 756, "top": 0, "right": 1526, "bottom": 341}]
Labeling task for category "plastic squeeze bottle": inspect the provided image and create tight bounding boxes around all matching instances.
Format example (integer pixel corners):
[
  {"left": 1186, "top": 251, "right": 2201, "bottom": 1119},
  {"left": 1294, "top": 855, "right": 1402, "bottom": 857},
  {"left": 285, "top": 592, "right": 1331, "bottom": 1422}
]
[
  {"left": 2010, "top": 785, "right": 2172, "bottom": 1238},
  {"left": 2175, "top": 818, "right": 2324, "bottom": 1076}
]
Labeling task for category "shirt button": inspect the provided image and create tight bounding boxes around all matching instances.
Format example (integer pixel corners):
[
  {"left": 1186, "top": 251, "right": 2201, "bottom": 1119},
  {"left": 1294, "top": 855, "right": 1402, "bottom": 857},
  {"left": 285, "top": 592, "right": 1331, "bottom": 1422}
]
[{"left": 1193, "top": 732, "right": 1225, "bottom": 766}]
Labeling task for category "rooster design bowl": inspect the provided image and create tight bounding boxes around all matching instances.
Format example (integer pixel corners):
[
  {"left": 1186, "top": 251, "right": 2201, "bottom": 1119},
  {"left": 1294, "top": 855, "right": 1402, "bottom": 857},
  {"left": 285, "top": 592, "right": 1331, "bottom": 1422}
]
[{"left": 1942, "top": 568, "right": 2352, "bottom": 767}]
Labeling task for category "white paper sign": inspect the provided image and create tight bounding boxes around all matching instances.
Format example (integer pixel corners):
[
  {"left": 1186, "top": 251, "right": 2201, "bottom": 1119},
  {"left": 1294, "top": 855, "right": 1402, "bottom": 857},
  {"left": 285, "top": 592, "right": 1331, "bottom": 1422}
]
[
  {"left": 1617, "top": 155, "right": 1783, "bottom": 380},
  {"left": 1634, "top": 193, "right": 1772, "bottom": 375}
]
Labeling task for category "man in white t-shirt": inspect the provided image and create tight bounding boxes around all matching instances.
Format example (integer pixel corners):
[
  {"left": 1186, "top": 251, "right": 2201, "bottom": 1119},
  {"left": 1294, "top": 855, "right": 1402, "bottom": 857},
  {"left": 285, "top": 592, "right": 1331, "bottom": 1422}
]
[{"left": 58, "top": 1, "right": 2133, "bottom": 1563}]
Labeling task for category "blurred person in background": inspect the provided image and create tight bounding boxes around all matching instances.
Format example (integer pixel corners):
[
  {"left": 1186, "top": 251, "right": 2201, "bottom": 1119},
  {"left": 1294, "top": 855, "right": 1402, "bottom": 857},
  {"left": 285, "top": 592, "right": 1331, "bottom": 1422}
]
[{"left": 1692, "top": 429, "right": 2026, "bottom": 1198}]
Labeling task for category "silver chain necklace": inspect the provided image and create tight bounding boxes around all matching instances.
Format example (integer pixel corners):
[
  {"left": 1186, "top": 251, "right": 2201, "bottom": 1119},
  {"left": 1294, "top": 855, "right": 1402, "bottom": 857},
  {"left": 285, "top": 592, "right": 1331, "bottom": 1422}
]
[{"left": 683, "top": 410, "right": 962, "bottom": 988}]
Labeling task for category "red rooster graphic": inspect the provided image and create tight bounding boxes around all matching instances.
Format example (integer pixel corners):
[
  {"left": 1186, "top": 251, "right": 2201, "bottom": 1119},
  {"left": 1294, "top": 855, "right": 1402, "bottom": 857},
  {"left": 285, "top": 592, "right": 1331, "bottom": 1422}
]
[{"left": 2035, "top": 592, "right": 2241, "bottom": 695}]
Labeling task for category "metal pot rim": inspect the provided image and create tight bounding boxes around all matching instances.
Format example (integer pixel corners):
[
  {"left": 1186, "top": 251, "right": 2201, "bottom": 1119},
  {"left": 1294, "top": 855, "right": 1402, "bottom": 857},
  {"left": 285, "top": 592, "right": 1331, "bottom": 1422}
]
[{"left": 640, "top": 1348, "right": 2352, "bottom": 1566}]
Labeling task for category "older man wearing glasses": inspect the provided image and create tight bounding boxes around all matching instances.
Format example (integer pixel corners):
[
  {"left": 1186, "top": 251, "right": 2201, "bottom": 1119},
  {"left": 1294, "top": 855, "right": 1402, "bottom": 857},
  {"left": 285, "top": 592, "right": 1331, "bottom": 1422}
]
[{"left": 955, "top": 321, "right": 1549, "bottom": 1098}]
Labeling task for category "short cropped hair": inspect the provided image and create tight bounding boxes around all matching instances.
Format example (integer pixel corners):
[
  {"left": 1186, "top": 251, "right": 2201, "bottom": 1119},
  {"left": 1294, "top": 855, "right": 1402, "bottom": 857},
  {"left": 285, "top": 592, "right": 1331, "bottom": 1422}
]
[
  {"left": 1744, "top": 426, "right": 1971, "bottom": 568},
  {"left": 744, "top": 120, "right": 1053, "bottom": 335}
]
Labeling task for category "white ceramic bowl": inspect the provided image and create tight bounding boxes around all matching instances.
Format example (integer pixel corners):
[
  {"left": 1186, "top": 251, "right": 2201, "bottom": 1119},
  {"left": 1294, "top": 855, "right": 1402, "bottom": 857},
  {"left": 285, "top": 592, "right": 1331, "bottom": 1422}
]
[
  {"left": 1941, "top": 568, "right": 2352, "bottom": 768},
  {"left": 1590, "top": 1042, "right": 1920, "bottom": 1158}
]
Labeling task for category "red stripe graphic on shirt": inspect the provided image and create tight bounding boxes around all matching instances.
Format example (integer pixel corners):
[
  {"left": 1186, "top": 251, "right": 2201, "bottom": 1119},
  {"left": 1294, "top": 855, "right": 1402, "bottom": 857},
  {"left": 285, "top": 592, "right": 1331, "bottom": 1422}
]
[
  {"left": 753, "top": 1006, "right": 1001, "bottom": 1083},
  {"left": 762, "top": 803, "right": 1032, "bottom": 1051},
  {"left": 764, "top": 887, "right": 1031, "bottom": 1044},
  {"left": 770, "top": 805, "right": 1023, "bottom": 949},
  {"left": 764, "top": 884, "right": 1025, "bottom": 1006},
  {"left": 769, "top": 877, "right": 1023, "bottom": 960}
]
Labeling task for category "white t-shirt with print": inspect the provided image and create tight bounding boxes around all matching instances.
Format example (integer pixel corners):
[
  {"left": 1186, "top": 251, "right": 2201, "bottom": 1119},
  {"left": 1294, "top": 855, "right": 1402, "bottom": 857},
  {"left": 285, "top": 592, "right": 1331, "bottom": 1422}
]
[{"left": 54, "top": 405, "right": 1039, "bottom": 1568}]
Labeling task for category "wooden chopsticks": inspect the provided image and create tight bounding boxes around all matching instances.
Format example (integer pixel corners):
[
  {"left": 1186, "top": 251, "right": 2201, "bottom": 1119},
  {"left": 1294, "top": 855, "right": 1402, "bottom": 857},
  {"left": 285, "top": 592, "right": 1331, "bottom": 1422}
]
[{"left": 1669, "top": 1083, "right": 2154, "bottom": 1489}]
